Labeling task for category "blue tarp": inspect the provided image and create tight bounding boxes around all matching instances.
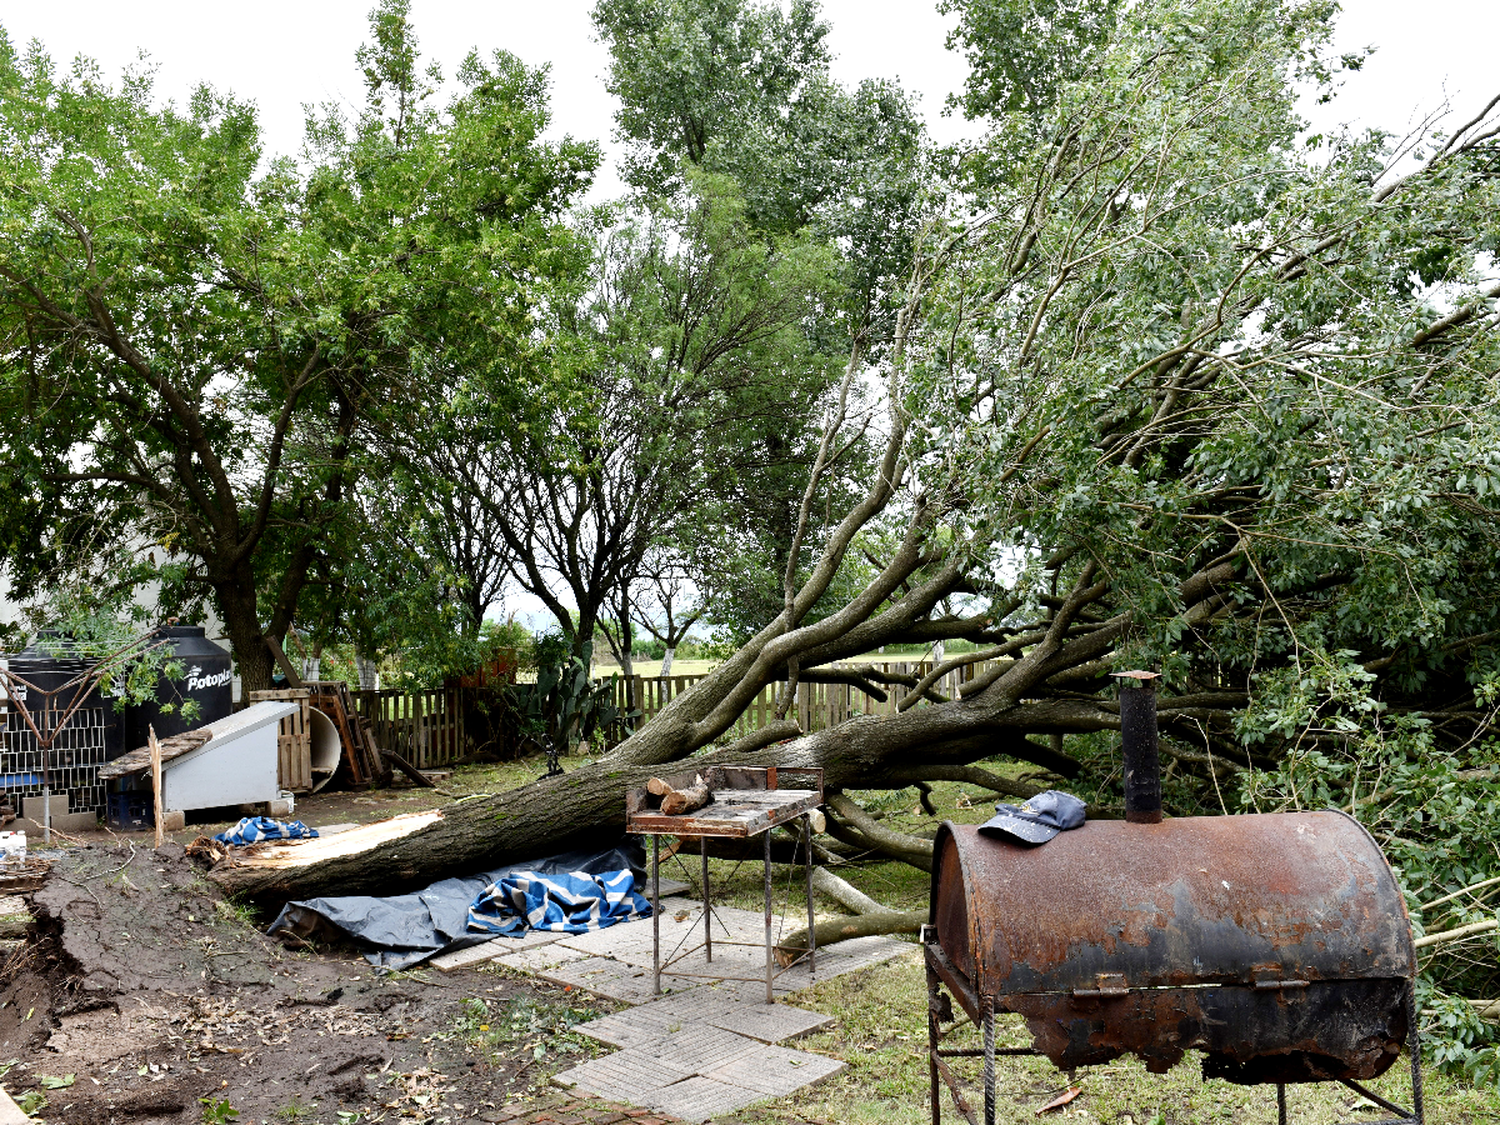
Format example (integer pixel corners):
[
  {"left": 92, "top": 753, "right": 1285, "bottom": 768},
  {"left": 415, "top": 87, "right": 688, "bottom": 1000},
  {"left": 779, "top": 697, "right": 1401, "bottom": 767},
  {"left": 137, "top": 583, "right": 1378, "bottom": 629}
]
[{"left": 266, "top": 841, "right": 648, "bottom": 971}]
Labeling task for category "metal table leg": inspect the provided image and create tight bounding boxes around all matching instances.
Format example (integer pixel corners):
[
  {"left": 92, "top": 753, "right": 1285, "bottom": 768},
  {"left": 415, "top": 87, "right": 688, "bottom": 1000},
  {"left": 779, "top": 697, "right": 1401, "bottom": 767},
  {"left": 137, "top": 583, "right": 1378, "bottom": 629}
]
[
  {"left": 651, "top": 833, "right": 661, "bottom": 996},
  {"left": 702, "top": 835, "right": 712, "bottom": 963},
  {"left": 805, "top": 810, "right": 816, "bottom": 973},
  {"left": 764, "top": 828, "right": 774, "bottom": 1003}
]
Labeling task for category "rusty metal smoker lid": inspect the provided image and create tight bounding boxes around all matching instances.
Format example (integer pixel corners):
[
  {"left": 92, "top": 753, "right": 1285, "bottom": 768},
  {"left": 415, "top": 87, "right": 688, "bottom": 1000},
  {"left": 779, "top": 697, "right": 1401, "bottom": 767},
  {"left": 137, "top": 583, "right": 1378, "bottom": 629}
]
[{"left": 929, "top": 811, "right": 1415, "bottom": 997}]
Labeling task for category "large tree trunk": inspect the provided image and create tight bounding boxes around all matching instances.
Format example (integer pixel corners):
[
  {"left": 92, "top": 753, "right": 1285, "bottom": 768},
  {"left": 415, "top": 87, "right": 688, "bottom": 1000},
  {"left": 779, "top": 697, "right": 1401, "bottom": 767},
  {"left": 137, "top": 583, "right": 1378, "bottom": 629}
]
[{"left": 208, "top": 701, "right": 1075, "bottom": 905}]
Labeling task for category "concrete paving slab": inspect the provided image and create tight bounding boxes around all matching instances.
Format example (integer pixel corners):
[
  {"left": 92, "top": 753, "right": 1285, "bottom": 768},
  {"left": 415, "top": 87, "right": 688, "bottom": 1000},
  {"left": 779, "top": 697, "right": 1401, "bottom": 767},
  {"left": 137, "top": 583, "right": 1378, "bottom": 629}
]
[
  {"left": 552, "top": 1048, "right": 695, "bottom": 1103},
  {"left": 489, "top": 942, "right": 592, "bottom": 974},
  {"left": 544, "top": 956, "right": 701, "bottom": 1004},
  {"left": 700, "top": 1041, "right": 846, "bottom": 1097},
  {"left": 646, "top": 1075, "right": 763, "bottom": 1122},
  {"left": 633, "top": 1025, "right": 764, "bottom": 1075},
  {"left": 574, "top": 988, "right": 747, "bottom": 1047},
  {"left": 428, "top": 939, "right": 504, "bottom": 971},
  {"left": 706, "top": 1002, "right": 833, "bottom": 1044},
  {"left": 481, "top": 925, "right": 570, "bottom": 951},
  {"left": 556, "top": 920, "right": 661, "bottom": 959},
  {"left": 644, "top": 876, "right": 692, "bottom": 897},
  {"left": 521, "top": 900, "right": 909, "bottom": 1117}
]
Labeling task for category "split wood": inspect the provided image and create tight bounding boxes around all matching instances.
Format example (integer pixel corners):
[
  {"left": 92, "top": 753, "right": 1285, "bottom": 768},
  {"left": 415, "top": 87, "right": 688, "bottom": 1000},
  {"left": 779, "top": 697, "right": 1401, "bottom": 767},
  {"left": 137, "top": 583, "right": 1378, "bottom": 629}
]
[{"left": 647, "top": 773, "right": 711, "bottom": 816}]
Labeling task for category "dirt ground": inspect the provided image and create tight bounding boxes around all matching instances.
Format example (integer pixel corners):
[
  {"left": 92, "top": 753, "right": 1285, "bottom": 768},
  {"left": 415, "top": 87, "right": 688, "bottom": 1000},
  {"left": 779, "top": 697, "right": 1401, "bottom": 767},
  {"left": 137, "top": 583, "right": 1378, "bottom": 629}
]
[{"left": 0, "top": 790, "right": 627, "bottom": 1125}]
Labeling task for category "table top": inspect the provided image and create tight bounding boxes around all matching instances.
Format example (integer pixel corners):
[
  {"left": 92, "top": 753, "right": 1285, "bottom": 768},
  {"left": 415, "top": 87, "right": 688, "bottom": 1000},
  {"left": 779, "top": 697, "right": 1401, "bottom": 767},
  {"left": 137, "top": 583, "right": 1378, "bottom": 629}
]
[
  {"left": 627, "top": 786, "right": 822, "bottom": 838},
  {"left": 625, "top": 765, "right": 823, "bottom": 838}
]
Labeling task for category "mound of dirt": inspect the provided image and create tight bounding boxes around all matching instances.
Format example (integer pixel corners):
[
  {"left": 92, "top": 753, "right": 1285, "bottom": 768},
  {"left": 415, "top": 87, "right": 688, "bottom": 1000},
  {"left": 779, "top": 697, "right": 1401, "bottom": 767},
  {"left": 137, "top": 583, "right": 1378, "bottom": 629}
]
[{"left": 0, "top": 843, "right": 620, "bottom": 1124}]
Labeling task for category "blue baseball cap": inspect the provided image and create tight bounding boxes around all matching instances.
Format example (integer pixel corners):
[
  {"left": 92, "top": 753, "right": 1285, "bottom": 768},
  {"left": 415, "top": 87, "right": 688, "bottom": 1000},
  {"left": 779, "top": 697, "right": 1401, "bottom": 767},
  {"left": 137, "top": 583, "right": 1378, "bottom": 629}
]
[{"left": 978, "top": 790, "right": 1087, "bottom": 845}]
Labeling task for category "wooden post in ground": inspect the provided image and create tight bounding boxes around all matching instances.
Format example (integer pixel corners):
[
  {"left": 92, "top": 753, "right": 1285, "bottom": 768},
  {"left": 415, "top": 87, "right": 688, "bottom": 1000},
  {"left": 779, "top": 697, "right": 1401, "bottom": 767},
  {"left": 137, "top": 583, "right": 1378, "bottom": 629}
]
[{"left": 149, "top": 725, "right": 164, "bottom": 848}]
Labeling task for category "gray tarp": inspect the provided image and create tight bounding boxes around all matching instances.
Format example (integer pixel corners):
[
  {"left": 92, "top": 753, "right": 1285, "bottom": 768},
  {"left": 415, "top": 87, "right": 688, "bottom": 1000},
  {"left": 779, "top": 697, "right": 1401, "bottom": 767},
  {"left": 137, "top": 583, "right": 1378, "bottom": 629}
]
[{"left": 266, "top": 840, "right": 646, "bottom": 970}]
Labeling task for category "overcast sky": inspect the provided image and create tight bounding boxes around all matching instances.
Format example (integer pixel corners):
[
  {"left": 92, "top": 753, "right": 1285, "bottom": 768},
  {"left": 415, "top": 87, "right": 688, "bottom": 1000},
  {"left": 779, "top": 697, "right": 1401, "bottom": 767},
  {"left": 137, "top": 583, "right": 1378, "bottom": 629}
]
[
  {"left": 4, "top": 1, "right": 1497, "bottom": 203},
  {"left": 3, "top": 1, "right": 1494, "bottom": 633}
]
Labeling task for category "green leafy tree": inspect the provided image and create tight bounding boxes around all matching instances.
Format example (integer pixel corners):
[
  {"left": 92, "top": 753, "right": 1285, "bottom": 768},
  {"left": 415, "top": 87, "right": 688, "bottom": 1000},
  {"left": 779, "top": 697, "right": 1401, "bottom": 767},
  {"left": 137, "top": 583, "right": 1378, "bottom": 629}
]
[
  {"left": 0, "top": 2, "right": 595, "bottom": 691},
  {"left": 438, "top": 172, "right": 843, "bottom": 662},
  {"left": 593, "top": 0, "right": 929, "bottom": 637}
]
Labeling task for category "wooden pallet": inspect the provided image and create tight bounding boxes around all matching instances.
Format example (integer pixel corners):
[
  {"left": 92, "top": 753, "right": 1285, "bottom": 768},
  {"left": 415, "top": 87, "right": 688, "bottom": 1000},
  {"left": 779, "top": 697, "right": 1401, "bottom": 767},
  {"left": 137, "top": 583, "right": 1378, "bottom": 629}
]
[{"left": 249, "top": 688, "right": 313, "bottom": 793}]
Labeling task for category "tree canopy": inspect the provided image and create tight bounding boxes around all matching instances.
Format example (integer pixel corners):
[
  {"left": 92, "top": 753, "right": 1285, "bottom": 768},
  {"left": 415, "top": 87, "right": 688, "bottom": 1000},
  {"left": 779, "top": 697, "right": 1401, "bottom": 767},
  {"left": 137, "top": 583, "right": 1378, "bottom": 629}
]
[{"left": 0, "top": 0, "right": 596, "bottom": 689}]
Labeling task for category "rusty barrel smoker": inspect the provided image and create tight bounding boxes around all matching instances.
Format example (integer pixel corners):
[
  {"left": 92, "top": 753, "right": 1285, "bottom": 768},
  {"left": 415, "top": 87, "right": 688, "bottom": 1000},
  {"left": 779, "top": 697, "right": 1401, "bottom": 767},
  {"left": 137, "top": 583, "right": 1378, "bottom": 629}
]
[{"left": 924, "top": 678, "right": 1421, "bottom": 1125}]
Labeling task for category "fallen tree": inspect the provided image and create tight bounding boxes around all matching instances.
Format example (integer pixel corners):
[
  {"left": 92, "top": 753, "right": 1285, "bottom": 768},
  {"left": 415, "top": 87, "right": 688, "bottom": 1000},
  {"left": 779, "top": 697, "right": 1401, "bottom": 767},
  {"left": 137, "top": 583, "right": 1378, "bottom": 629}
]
[{"left": 212, "top": 0, "right": 1500, "bottom": 975}]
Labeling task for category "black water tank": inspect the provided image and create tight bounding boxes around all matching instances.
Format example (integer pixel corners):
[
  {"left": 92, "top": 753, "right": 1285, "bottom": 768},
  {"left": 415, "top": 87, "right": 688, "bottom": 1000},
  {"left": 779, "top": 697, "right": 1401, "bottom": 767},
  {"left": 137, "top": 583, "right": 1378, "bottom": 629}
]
[
  {"left": 123, "top": 625, "right": 233, "bottom": 752},
  {"left": 6, "top": 629, "right": 123, "bottom": 761}
]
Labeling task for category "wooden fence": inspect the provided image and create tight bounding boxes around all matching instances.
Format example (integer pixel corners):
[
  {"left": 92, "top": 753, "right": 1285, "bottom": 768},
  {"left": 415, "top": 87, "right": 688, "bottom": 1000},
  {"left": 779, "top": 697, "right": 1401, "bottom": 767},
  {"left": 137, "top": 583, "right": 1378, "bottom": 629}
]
[
  {"left": 332, "top": 659, "right": 986, "bottom": 771},
  {"left": 353, "top": 687, "right": 467, "bottom": 770},
  {"left": 608, "top": 660, "right": 988, "bottom": 741}
]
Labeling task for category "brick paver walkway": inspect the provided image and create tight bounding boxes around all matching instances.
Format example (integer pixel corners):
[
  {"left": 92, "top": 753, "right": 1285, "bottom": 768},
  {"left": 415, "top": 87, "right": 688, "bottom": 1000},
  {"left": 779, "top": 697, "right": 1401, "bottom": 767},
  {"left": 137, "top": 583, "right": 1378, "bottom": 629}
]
[{"left": 434, "top": 892, "right": 911, "bottom": 1122}]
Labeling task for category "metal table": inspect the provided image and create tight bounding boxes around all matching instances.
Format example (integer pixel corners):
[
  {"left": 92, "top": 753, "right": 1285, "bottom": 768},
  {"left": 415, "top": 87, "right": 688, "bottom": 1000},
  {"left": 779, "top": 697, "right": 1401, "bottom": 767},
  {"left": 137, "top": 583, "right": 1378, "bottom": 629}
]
[{"left": 626, "top": 765, "right": 823, "bottom": 1003}]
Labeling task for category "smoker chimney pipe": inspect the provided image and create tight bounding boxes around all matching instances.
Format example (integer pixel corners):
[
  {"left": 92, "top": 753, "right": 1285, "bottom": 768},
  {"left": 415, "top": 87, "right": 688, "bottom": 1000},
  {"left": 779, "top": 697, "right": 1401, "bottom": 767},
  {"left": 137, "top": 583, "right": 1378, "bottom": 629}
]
[{"left": 1114, "top": 671, "right": 1162, "bottom": 824}]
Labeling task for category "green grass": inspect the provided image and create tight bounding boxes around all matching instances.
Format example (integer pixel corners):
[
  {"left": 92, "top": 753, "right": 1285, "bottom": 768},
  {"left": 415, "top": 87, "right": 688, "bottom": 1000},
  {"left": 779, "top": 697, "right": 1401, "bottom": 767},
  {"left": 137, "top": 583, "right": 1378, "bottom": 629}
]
[{"left": 734, "top": 950, "right": 1500, "bottom": 1125}]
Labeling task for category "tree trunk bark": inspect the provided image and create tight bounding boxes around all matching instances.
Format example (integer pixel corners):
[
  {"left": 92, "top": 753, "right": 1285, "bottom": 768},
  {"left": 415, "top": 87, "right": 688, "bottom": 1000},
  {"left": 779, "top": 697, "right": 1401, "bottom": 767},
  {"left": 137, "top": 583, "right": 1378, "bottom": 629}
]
[{"left": 208, "top": 706, "right": 1068, "bottom": 905}]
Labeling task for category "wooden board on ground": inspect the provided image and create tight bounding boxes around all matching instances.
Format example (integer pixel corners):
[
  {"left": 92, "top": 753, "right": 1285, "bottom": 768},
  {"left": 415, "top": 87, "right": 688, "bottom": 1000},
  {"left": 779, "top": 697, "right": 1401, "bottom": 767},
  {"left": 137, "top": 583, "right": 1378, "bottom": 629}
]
[{"left": 208, "top": 810, "right": 441, "bottom": 871}]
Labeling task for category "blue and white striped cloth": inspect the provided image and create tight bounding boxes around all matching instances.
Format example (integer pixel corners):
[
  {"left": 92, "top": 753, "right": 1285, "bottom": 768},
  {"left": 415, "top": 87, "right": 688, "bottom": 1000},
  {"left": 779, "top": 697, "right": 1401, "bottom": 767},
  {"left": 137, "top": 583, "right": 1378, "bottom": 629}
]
[
  {"left": 466, "top": 868, "right": 652, "bottom": 936},
  {"left": 214, "top": 817, "right": 319, "bottom": 845}
]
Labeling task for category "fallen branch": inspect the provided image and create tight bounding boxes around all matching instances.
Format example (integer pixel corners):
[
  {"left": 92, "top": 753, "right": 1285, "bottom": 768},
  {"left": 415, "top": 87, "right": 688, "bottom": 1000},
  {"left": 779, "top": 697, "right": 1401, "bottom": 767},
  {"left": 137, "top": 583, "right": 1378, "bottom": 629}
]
[
  {"left": 716, "top": 719, "right": 802, "bottom": 758},
  {"left": 886, "top": 764, "right": 1047, "bottom": 802},
  {"left": 776, "top": 908, "right": 925, "bottom": 964},
  {"left": 1414, "top": 918, "right": 1498, "bottom": 950},
  {"left": 1469, "top": 999, "right": 1500, "bottom": 1021},
  {"left": 1424, "top": 875, "right": 1500, "bottom": 911},
  {"left": 825, "top": 792, "right": 934, "bottom": 871},
  {"left": 811, "top": 866, "right": 894, "bottom": 916}
]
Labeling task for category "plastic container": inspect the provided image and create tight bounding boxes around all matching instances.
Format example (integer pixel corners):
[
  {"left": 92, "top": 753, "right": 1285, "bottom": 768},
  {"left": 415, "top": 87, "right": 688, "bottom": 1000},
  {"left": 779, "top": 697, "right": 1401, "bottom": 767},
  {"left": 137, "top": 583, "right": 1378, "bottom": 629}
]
[
  {"left": 123, "top": 625, "right": 233, "bottom": 755},
  {"left": 0, "top": 831, "right": 26, "bottom": 867}
]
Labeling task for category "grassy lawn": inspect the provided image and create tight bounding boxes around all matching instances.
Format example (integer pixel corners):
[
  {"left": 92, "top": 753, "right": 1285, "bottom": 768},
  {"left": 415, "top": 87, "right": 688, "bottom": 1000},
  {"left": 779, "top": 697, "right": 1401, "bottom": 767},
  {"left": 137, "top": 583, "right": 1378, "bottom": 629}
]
[{"left": 424, "top": 756, "right": 1500, "bottom": 1124}]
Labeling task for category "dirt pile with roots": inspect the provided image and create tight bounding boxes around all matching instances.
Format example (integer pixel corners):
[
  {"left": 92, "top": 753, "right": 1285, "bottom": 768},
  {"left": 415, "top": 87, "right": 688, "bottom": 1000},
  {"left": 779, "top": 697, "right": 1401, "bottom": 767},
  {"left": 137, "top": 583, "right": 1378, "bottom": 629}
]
[{"left": 0, "top": 842, "right": 617, "bottom": 1124}]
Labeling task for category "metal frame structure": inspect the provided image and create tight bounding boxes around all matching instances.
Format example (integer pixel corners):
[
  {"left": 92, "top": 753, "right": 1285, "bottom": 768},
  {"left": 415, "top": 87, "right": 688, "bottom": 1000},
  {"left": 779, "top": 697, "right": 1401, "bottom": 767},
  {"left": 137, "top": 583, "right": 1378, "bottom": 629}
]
[
  {"left": 627, "top": 765, "right": 823, "bottom": 1003},
  {"left": 922, "top": 928, "right": 1425, "bottom": 1125}
]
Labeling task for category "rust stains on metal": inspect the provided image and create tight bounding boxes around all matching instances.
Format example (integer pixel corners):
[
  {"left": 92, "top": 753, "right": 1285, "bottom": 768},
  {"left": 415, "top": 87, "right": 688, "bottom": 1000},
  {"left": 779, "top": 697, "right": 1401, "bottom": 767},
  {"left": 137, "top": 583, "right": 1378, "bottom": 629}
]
[{"left": 928, "top": 812, "right": 1414, "bottom": 1082}]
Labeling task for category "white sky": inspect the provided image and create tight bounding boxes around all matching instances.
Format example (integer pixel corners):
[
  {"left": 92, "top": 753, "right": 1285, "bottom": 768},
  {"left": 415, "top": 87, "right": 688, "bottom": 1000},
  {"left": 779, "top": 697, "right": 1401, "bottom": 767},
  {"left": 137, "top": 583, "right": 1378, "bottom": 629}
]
[
  {"left": 4, "top": 1, "right": 1496, "bottom": 202},
  {"left": 3, "top": 1, "right": 1495, "bottom": 632}
]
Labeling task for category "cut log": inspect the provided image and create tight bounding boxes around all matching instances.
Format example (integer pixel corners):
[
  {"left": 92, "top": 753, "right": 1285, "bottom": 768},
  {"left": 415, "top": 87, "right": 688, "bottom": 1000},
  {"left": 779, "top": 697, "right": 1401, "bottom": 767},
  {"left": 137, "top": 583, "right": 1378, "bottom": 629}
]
[{"left": 656, "top": 773, "right": 710, "bottom": 816}]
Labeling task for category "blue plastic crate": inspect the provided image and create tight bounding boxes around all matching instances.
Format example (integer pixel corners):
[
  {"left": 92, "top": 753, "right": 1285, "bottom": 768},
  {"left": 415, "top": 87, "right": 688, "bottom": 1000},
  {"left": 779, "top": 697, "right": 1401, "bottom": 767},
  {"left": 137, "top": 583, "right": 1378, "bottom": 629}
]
[{"left": 106, "top": 791, "right": 153, "bottom": 831}]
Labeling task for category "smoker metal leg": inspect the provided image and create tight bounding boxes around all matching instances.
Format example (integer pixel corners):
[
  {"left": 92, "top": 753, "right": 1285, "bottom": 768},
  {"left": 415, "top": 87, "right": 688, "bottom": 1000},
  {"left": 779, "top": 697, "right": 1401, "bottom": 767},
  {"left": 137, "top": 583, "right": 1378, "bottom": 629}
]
[
  {"left": 927, "top": 960, "right": 942, "bottom": 1125},
  {"left": 1408, "top": 982, "right": 1425, "bottom": 1125},
  {"left": 651, "top": 834, "right": 661, "bottom": 996},
  {"left": 764, "top": 829, "right": 774, "bottom": 1003},
  {"left": 982, "top": 994, "right": 996, "bottom": 1125},
  {"left": 1277, "top": 1083, "right": 1287, "bottom": 1125},
  {"left": 702, "top": 836, "right": 712, "bottom": 963}
]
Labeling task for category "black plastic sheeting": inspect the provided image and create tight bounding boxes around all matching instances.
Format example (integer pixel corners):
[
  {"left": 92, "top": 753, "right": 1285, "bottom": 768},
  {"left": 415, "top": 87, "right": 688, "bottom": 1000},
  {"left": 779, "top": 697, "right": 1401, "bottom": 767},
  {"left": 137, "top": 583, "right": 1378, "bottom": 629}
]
[{"left": 267, "top": 840, "right": 647, "bottom": 971}]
